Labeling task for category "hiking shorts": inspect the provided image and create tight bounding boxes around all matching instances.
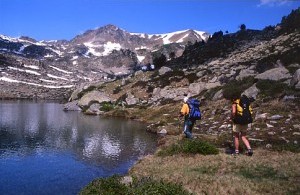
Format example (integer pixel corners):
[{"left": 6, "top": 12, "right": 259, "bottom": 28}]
[{"left": 232, "top": 123, "right": 248, "bottom": 134}]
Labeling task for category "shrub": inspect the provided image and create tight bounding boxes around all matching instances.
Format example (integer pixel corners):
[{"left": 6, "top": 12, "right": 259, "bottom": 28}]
[
  {"left": 157, "top": 139, "right": 219, "bottom": 156},
  {"left": 256, "top": 80, "right": 287, "bottom": 97},
  {"left": 222, "top": 77, "right": 255, "bottom": 100},
  {"left": 100, "top": 102, "right": 114, "bottom": 112},
  {"left": 238, "top": 164, "right": 286, "bottom": 181},
  {"left": 80, "top": 175, "right": 130, "bottom": 195},
  {"left": 133, "top": 177, "right": 191, "bottom": 195},
  {"left": 80, "top": 175, "right": 191, "bottom": 195}
]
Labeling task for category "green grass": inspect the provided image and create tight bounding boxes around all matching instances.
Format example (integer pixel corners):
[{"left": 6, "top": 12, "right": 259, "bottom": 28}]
[
  {"left": 100, "top": 102, "right": 114, "bottom": 112},
  {"left": 157, "top": 139, "right": 219, "bottom": 156},
  {"left": 80, "top": 175, "right": 130, "bottom": 195},
  {"left": 238, "top": 164, "right": 287, "bottom": 181},
  {"left": 222, "top": 77, "right": 256, "bottom": 100},
  {"left": 80, "top": 175, "right": 191, "bottom": 195},
  {"left": 189, "top": 165, "right": 219, "bottom": 175}
]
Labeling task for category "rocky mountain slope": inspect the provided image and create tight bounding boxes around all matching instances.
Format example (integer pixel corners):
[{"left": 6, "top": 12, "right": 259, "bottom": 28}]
[
  {"left": 0, "top": 25, "right": 208, "bottom": 100},
  {"left": 64, "top": 8, "right": 300, "bottom": 149}
]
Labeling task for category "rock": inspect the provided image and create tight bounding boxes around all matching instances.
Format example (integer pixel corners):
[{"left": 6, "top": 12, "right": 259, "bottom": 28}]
[
  {"left": 243, "top": 84, "right": 259, "bottom": 100},
  {"left": 120, "top": 176, "right": 133, "bottom": 186},
  {"left": 63, "top": 100, "right": 82, "bottom": 111},
  {"left": 290, "top": 68, "right": 300, "bottom": 86},
  {"left": 188, "top": 82, "right": 206, "bottom": 95},
  {"left": 255, "top": 113, "right": 268, "bottom": 120},
  {"left": 266, "top": 123, "right": 274, "bottom": 128},
  {"left": 78, "top": 90, "right": 111, "bottom": 110},
  {"left": 268, "top": 131, "right": 276, "bottom": 135},
  {"left": 126, "top": 93, "right": 139, "bottom": 106},
  {"left": 158, "top": 66, "right": 172, "bottom": 75},
  {"left": 267, "top": 115, "right": 284, "bottom": 120},
  {"left": 280, "top": 136, "right": 290, "bottom": 143},
  {"left": 293, "top": 125, "right": 300, "bottom": 130},
  {"left": 212, "top": 89, "right": 223, "bottom": 100},
  {"left": 237, "top": 68, "right": 256, "bottom": 80},
  {"left": 255, "top": 67, "right": 292, "bottom": 81},
  {"left": 85, "top": 103, "right": 103, "bottom": 115},
  {"left": 158, "top": 129, "right": 167, "bottom": 134},
  {"left": 292, "top": 132, "right": 300, "bottom": 136},
  {"left": 266, "top": 144, "right": 272, "bottom": 149}
]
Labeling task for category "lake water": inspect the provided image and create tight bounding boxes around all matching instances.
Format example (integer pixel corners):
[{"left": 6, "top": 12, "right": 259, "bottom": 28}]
[{"left": 0, "top": 101, "right": 157, "bottom": 195}]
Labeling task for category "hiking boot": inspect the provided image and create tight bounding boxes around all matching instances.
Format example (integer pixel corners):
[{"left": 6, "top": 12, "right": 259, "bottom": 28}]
[
  {"left": 233, "top": 150, "right": 239, "bottom": 157},
  {"left": 247, "top": 149, "right": 253, "bottom": 156}
]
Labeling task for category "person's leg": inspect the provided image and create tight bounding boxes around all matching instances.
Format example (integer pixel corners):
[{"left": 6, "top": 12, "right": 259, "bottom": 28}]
[
  {"left": 234, "top": 132, "right": 240, "bottom": 154},
  {"left": 241, "top": 128, "right": 253, "bottom": 156},
  {"left": 241, "top": 135, "right": 251, "bottom": 149},
  {"left": 233, "top": 124, "right": 240, "bottom": 154},
  {"left": 183, "top": 120, "right": 192, "bottom": 138}
]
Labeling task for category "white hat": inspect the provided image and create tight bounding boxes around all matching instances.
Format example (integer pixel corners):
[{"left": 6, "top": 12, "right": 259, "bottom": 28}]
[{"left": 184, "top": 97, "right": 188, "bottom": 103}]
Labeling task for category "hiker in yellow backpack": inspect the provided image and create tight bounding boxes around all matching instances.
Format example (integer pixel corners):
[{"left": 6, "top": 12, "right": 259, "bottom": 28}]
[
  {"left": 231, "top": 94, "right": 253, "bottom": 156},
  {"left": 179, "top": 96, "right": 194, "bottom": 139}
]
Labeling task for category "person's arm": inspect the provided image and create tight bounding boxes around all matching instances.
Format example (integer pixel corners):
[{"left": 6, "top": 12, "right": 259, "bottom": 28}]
[{"left": 231, "top": 103, "right": 236, "bottom": 120}]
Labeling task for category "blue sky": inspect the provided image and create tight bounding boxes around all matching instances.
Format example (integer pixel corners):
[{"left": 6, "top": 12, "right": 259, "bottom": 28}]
[{"left": 0, "top": 0, "right": 299, "bottom": 41}]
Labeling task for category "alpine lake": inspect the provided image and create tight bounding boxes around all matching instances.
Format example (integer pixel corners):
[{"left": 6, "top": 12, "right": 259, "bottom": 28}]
[{"left": 0, "top": 101, "right": 157, "bottom": 195}]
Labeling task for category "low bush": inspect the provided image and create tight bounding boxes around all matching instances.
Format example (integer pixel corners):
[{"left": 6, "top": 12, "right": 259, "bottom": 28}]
[
  {"left": 256, "top": 79, "right": 287, "bottom": 97},
  {"left": 133, "top": 177, "right": 190, "bottom": 195},
  {"left": 238, "top": 164, "right": 286, "bottom": 181},
  {"left": 100, "top": 102, "right": 114, "bottom": 112},
  {"left": 222, "top": 77, "right": 255, "bottom": 100},
  {"left": 80, "top": 175, "right": 191, "bottom": 195},
  {"left": 80, "top": 175, "right": 129, "bottom": 195},
  {"left": 157, "top": 139, "right": 219, "bottom": 156}
]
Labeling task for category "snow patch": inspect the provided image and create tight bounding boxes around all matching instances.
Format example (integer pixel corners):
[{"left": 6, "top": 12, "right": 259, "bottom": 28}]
[
  {"left": 8, "top": 66, "right": 41, "bottom": 76},
  {"left": 23, "top": 65, "right": 39, "bottom": 70},
  {"left": 102, "top": 42, "right": 122, "bottom": 56},
  {"left": 49, "top": 65, "right": 73, "bottom": 74},
  {"left": 0, "top": 76, "right": 73, "bottom": 88},
  {"left": 47, "top": 74, "right": 69, "bottom": 81}
]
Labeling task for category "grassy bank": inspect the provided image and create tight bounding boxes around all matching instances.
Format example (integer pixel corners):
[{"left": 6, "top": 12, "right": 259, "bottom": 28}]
[
  {"left": 129, "top": 141, "right": 299, "bottom": 194},
  {"left": 81, "top": 98, "right": 300, "bottom": 194}
]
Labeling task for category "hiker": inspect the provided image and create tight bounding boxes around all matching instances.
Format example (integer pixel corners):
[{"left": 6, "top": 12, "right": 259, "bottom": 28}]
[
  {"left": 231, "top": 94, "right": 253, "bottom": 156},
  {"left": 179, "top": 96, "right": 201, "bottom": 139}
]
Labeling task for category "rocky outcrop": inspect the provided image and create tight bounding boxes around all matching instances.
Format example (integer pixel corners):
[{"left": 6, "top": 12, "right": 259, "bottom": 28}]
[
  {"left": 77, "top": 91, "right": 111, "bottom": 110},
  {"left": 255, "top": 67, "right": 292, "bottom": 81},
  {"left": 290, "top": 68, "right": 300, "bottom": 89}
]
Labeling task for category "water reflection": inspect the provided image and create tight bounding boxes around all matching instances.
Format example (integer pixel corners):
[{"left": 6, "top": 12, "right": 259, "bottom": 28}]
[{"left": 0, "top": 101, "right": 157, "bottom": 195}]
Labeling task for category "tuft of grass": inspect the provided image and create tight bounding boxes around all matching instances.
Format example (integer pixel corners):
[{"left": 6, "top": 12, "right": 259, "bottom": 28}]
[
  {"left": 189, "top": 165, "right": 219, "bottom": 175},
  {"left": 100, "top": 102, "right": 114, "bottom": 112},
  {"left": 80, "top": 175, "right": 130, "bottom": 195},
  {"left": 256, "top": 79, "right": 287, "bottom": 97},
  {"left": 157, "top": 139, "right": 219, "bottom": 156},
  {"left": 80, "top": 175, "right": 191, "bottom": 195},
  {"left": 271, "top": 143, "right": 300, "bottom": 153},
  {"left": 132, "top": 177, "right": 191, "bottom": 195},
  {"left": 222, "top": 77, "right": 255, "bottom": 100},
  {"left": 238, "top": 164, "right": 286, "bottom": 181}
]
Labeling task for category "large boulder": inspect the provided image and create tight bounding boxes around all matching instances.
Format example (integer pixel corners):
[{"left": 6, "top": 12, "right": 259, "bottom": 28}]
[
  {"left": 290, "top": 68, "right": 300, "bottom": 89},
  {"left": 63, "top": 100, "right": 82, "bottom": 111},
  {"left": 255, "top": 67, "right": 292, "bottom": 81},
  {"left": 77, "top": 90, "right": 111, "bottom": 110},
  {"left": 243, "top": 84, "right": 260, "bottom": 100}
]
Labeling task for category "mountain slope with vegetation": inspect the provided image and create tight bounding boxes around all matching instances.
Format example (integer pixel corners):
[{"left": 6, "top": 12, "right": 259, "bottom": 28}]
[{"left": 75, "top": 8, "right": 300, "bottom": 194}]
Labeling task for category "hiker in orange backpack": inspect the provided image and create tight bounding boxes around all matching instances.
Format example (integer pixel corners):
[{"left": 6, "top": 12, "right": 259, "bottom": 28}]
[
  {"left": 231, "top": 94, "right": 253, "bottom": 156},
  {"left": 179, "top": 96, "right": 193, "bottom": 138}
]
